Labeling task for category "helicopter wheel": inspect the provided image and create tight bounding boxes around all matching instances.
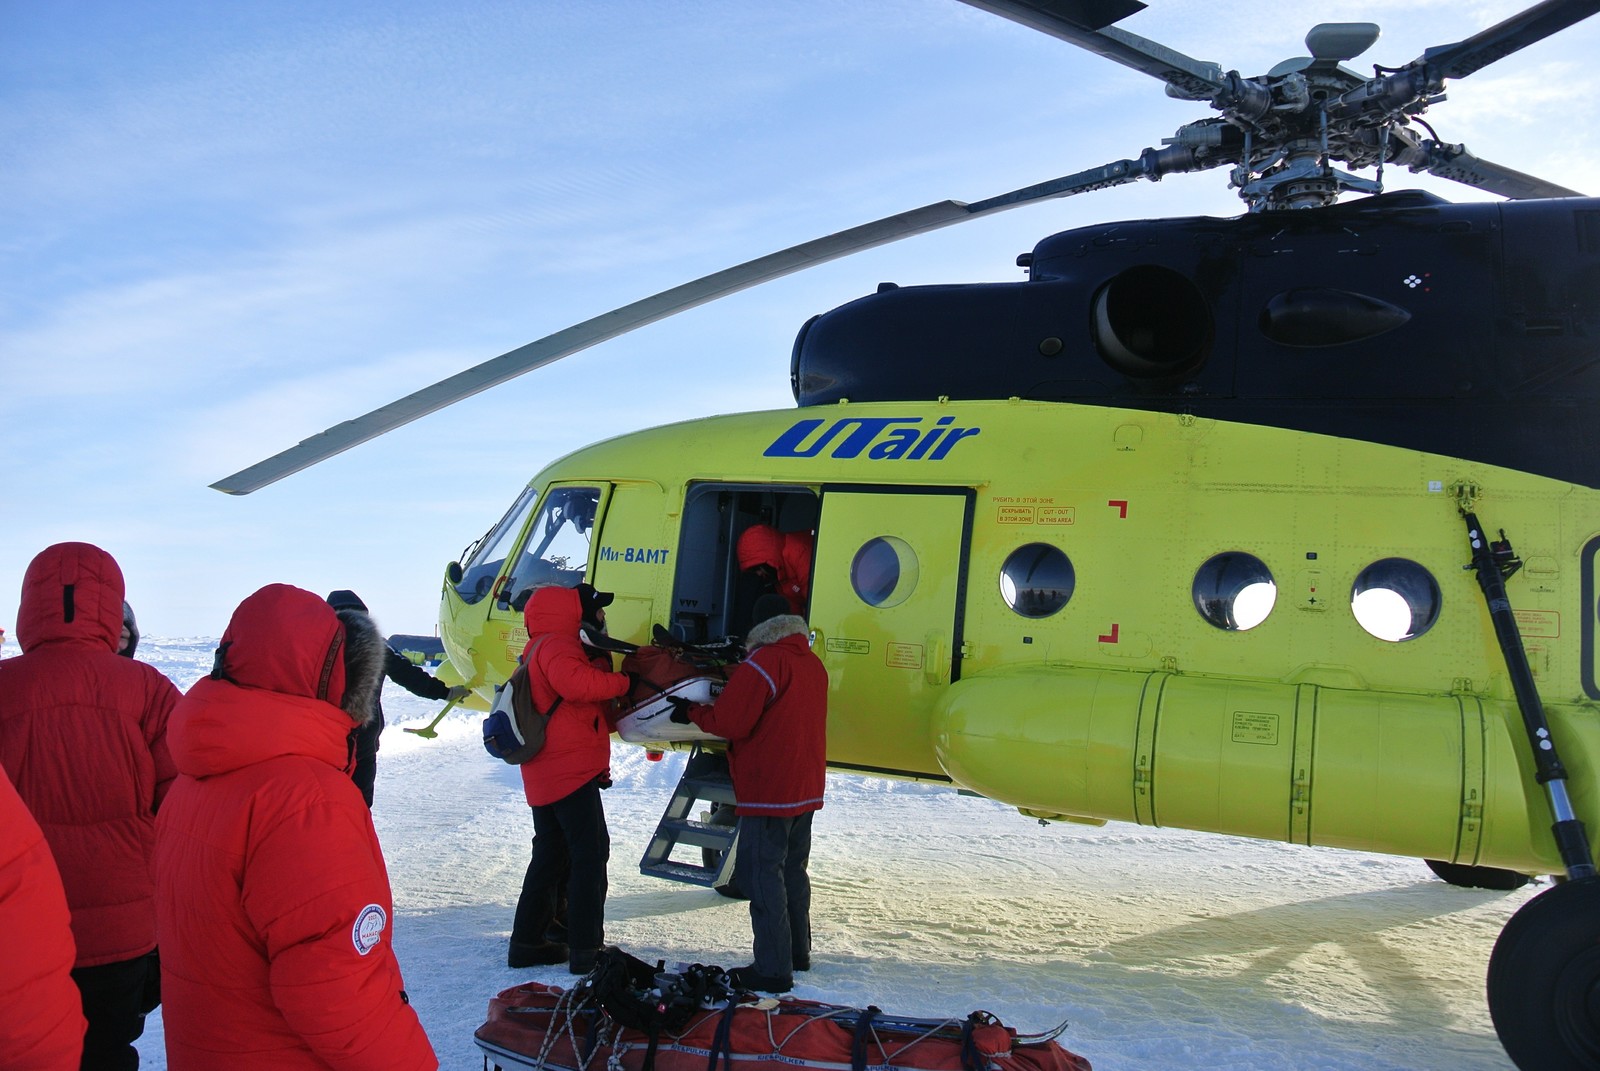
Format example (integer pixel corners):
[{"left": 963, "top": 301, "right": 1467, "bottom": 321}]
[
  {"left": 1425, "top": 858, "right": 1533, "bottom": 891},
  {"left": 1488, "top": 876, "right": 1600, "bottom": 1071}
]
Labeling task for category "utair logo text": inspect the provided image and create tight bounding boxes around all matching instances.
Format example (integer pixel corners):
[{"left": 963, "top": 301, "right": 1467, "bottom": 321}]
[{"left": 763, "top": 415, "right": 980, "bottom": 461}]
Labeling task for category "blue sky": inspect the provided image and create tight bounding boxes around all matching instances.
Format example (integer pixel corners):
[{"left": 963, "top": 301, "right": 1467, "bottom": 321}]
[{"left": 3, "top": 0, "right": 1597, "bottom": 639}]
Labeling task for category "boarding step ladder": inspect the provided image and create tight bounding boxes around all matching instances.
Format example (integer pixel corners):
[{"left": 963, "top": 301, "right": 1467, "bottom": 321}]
[{"left": 639, "top": 752, "right": 740, "bottom": 887}]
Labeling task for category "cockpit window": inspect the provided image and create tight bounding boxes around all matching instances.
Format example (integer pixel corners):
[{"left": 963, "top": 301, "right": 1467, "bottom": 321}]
[
  {"left": 503, "top": 486, "right": 602, "bottom": 606},
  {"left": 454, "top": 485, "right": 538, "bottom": 605},
  {"left": 451, "top": 485, "right": 601, "bottom": 607}
]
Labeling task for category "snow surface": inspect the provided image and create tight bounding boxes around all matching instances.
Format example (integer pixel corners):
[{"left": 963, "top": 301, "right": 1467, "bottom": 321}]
[{"left": 123, "top": 638, "right": 1530, "bottom": 1070}]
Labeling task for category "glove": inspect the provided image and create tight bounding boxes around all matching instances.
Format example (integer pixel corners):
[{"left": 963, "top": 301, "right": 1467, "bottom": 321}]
[
  {"left": 665, "top": 696, "right": 695, "bottom": 724},
  {"left": 445, "top": 685, "right": 472, "bottom": 703}
]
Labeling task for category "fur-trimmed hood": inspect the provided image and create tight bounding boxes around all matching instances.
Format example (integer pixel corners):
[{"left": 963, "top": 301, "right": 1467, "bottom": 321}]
[
  {"left": 332, "top": 608, "right": 384, "bottom": 726},
  {"left": 207, "top": 583, "right": 383, "bottom": 725},
  {"left": 746, "top": 613, "right": 810, "bottom": 649}
]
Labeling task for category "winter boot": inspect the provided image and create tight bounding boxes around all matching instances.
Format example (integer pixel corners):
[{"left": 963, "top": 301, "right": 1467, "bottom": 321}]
[
  {"left": 508, "top": 940, "right": 568, "bottom": 969},
  {"left": 728, "top": 965, "right": 792, "bottom": 993}
]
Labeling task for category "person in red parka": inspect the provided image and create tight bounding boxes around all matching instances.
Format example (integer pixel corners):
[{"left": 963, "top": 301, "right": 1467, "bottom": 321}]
[
  {"left": 668, "top": 593, "right": 828, "bottom": 994},
  {"left": 508, "top": 583, "right": 632, "bottom": 975},
  {"left": 153, "top": 584, "right": 437, "bottom": 1071},
  {"left": 735, "top": 523, "right": 814, "bottom": 618},
  {"left": 0, "top": 764, "right": 87, "bottom": 1070},
  {"left": 0, "top": 542, "right": 178, "bottom": 1071}
]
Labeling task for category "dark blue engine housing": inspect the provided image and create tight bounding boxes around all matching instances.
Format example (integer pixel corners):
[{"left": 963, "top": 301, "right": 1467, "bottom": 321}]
[{"left": 792, "top": 191, "right": 1600, "bottom": 488}]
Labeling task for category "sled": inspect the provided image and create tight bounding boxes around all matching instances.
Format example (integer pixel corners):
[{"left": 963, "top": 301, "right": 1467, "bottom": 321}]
[
  {"left": 614, "top": 676, "right": 727, "bottom": 744},
  {"left": 474, "top": 969, "right": 1092, "bottom": 1071},
  {"left": 613, "top": 644, "right": 733, "bottom": 745}
]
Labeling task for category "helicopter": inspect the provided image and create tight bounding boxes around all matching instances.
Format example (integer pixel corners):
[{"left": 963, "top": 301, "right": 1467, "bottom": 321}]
[{"left": 213, "top": 1, "right": 1600, "bottom": 1067}]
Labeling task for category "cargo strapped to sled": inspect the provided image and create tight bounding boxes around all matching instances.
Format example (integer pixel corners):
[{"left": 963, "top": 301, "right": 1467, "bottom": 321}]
[
  {"left": 474, "top": 947, "right": 1092, "bottom": 1071},
  {"left": 614, "top": 644, "right": 733, "bottom": 745}
]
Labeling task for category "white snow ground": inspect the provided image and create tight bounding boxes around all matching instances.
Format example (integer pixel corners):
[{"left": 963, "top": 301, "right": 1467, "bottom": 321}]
[{"left": 119, "top": 638, "right": 1530, "bottom": 1071}]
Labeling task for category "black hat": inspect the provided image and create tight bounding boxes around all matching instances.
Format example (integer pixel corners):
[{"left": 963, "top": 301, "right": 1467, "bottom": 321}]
[
  {"left": 576, "top": 583, "right": 614, "bottom": 621},
  {"left": 326, "top": 589, "right": 368, "bottom": 613},
  {"left": 120, "top": 600, "right": 140, "bottom": 658},
  {"left": 752, "top": 593, "right": 790, "bottom": 628}
]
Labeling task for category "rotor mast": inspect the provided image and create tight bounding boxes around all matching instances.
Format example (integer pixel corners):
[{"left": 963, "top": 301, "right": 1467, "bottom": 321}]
[{"left": 211, "top": 0, "right": 1598, "bottom": 492}]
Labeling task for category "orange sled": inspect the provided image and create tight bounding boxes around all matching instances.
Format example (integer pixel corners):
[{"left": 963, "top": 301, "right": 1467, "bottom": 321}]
[{"left": 474, "top": 973, "right": 1092, "bottom": 1071}]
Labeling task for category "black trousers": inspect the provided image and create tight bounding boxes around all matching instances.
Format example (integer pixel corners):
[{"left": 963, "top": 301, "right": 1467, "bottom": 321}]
[
  {"left": 351, "top": 717, "right": 383, "bottom": 808},
  {"left": 72, "top": 949, "right": 158, "bottom": 1071},
  {"left": 734, "top": 813, "right": 813, "bottom": 978},
  {"left": 512, "top": 779, "right": 609, "bottom": 953}
]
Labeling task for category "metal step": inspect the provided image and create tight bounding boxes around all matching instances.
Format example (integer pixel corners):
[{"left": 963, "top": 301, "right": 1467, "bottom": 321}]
[
  {"left": 675, "top": 776, "right": 737, "bottom": 806},
  {"left": 652, "top": 817, "right": 736, "bottom": 850},
  {"left": 641, "top": 858, "right": 731, "bottom": 884},
  {"left": 639, "top": 767, "right": 740, "bottom": 887}
]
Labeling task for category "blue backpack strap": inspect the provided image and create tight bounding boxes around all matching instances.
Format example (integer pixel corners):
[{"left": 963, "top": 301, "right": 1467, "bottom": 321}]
[
  {"left": 707, "top": 998, "right": 738, "bottom": 1071},
  {"left": 959, "top": 1011, "right": 995, "bottom": 1071},
  {"left": 850, "top": 1005, "right": 881, "bottom": 1071}
]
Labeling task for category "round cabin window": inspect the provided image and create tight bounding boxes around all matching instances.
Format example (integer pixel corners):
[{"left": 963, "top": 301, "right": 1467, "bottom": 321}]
[
  {"left": 1000, "top": 543, "right": 1075, "bottom": 618},
  {"left": 1351, "top": 558, "right": 1441, "bottom": 641},
  {"left": 1193, "top": 552, "right": 1277, "bottom": 631},
  {"left": 851, "top": 536, "right": 919, "bottom": 608}
]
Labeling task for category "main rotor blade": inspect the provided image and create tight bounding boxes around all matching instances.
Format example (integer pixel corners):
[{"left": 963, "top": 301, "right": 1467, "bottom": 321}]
[
  {"left": 1397, "top": 139, "right": 1584, "bottom": 199},
  {"left": 1338, "top": 0, "right": 1600, "bottom": 119},
  {"left": 212, "top": 153, "right": 1192, "bottom": 494},
  {"left": 1420, "top": 0, "right": 1600, "bottom": 84},
  {"left": 957, "top": 0, "right": 1226, "bottom": 99}
]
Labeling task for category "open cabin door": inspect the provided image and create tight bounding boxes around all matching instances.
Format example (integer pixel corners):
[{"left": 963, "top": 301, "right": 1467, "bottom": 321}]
[{"left": 810, "top": 487, "right": 973, "bottom": 776}]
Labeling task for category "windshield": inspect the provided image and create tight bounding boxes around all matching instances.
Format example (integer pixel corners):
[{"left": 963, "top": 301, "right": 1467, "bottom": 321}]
[
  {"left": 503, "top": 485, "right": 602, "bottom": 606},
  {"left": 453, "top": 485, "right": 539, "bottom": 605}
]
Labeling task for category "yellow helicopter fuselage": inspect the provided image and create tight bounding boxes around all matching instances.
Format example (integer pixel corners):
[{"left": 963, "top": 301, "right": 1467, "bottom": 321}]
[{"left": 440, "top": 398, "right": 1600, "bottom": 876}]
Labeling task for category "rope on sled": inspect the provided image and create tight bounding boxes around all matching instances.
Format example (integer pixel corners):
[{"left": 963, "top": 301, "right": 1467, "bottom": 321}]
[
  {"left": 753, "top": 1004, "right": 981, "bottom": 1071},
  {"left": 519, "top": 981, "right": 628, "bottom": 1071}
]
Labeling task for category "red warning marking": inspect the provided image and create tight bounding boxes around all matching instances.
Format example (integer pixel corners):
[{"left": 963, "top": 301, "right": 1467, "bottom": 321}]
[
  {"left": 1098, "top": 623, "right": 1120, "bottom": 643},
  {"left": 1108, "top": 500, "right": 1128, "bottom": 518}
]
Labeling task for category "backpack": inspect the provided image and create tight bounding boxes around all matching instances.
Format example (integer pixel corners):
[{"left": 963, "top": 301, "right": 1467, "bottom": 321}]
[
  {"left": 482, "top": 638, "right": 563, "bottom": 764},
  {"left": 580, "top": 947, "right": 732, "bottom": 1071}
]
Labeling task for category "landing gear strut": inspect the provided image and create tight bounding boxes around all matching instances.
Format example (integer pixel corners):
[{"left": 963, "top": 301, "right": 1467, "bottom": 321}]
[
  {"left": 1458, "top": 505, "right": 1594, "bottom": 881},
  {"left": 1458, "top": 497, "right": 1600, "bottom": 1069}
]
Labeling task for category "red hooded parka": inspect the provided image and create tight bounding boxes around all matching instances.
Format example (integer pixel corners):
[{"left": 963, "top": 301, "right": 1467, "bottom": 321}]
[
  {"left": 518, "top": 585, "right": 631, "bottom": 807},
  {"left": 735, "top": 525, "right": 815, "bottom": 615},
  {"left": 0, "top": 766, "right": 85, "bottom": 1070},
  {"left": 686, "top": 613, "right": 828, "bottom": 817},
  {"left": 154, "top": 584, "right": 437, "bottom": 1071},
  {"left": 0, "top": 541, "right": 178, "bottom": 968}
]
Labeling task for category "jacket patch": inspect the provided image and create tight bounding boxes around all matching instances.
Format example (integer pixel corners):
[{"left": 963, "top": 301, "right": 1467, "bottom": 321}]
[{"left": 352, "top": 904, "right": 387, "bottom": 955}]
